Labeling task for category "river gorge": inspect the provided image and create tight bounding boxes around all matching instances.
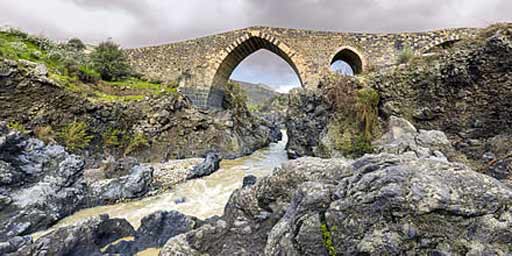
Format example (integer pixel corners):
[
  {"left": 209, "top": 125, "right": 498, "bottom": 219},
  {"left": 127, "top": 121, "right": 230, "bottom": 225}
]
[
  {"left": 1, "top": 22, "right": 511, "bottom": 256},
  {"left": 31, "top": 131, "right": 289, "bottom": 255}
]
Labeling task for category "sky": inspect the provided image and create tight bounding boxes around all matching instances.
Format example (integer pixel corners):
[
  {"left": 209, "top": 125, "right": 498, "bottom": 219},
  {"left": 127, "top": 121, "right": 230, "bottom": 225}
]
[{"left": 0, "top": 0, "right": 510, "bottom": 91}]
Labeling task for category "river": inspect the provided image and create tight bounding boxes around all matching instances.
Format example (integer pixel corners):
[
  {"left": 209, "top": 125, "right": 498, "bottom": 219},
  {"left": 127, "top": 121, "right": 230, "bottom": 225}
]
[{"left": 34, "top": 130, "right": 289, "bottom": 255}]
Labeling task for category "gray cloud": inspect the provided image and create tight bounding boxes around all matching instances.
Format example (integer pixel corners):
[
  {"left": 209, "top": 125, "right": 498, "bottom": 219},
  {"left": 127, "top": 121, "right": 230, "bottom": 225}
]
[{"left": 0, "top": 0, "right": 510, "bottom": 88}]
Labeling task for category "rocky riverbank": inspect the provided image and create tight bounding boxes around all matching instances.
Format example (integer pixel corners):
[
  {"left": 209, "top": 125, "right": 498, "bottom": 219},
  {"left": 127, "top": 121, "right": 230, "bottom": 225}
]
[
  {"left": 0, "top": 121, "right": 221, "bottom": 246},
  {"left": 159, "top": 117, "right": 512, "bottom": 255},
  {"left": 373, "top": 24, "right": 512, "bottom": 175},
  {"left": 1, "top": 23, "right": 511, "bottom": 256},
  {"left": 285, "top": 24, "right": 512, "bottom": 179},
  {"left": 0, "top": 57, "right": 280, "bottom": 165},
  {"left": 4, "top": 117, "right": 510, "bottom": 255}
]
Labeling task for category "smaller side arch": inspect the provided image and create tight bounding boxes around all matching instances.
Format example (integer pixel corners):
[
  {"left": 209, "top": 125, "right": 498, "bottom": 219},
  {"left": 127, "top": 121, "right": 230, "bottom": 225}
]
[{"left": 329, "top": 46, "right": 367, "bottom": 75}]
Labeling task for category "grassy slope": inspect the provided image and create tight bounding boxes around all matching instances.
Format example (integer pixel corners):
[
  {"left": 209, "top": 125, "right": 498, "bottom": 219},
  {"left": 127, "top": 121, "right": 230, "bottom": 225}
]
[{"left": 0, "top": 30, "right": 175, "bottom": 103}]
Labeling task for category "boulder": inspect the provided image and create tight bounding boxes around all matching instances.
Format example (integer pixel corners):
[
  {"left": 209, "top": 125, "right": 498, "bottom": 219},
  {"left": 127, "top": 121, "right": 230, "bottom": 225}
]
[
  {"left": 374, "top": 116, "right": 454, "bottom": 160},
  {"left": 186, "top": 152, "right": 221, "bottom": 179},
  {"left": 148, "top": 158, "right": 203, "bottom": 189},
  {"left": 87, "top": 164, "right": 153, "bottom": 205},
  {"left": 14, "top": 215, "right": 135, "bottom": 256},
  {"left": 242, "top": 175, "right": 257, "bottom": 188},
  {"left": 0, "top": 236, "right": 32, "bottom": 255},
  {"left": 0, "top": 122, "right": 87, "bottom": 241},
  {"left": 103, "top": 210, "right": 200, "bottom": 255}
]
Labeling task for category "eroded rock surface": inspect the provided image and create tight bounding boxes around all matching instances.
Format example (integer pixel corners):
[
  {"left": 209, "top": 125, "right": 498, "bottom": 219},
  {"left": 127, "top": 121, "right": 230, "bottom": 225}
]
[
  {"left": 285, "top": 88, "right": 330, "bottom": 159},
  {"left": 0, "top": 122, "right": 87, "bottom": 241},
  {"left": 161, "top": 119, "right": 512, "bottom": 256},
  {"left": 14, "top": 215, "right": 135, "bottom": 256},
  {"left": 104, "top": 210, "right": 200, "bottom": 255},
  {"left": 0, "top": 122, "right": 222, "bottom": 245},
  {"left": 374, "top": 26, "right": 512, "bottom": 172},
  {"left": 0, "top": 58, "right": 280, "bottom": 165}
]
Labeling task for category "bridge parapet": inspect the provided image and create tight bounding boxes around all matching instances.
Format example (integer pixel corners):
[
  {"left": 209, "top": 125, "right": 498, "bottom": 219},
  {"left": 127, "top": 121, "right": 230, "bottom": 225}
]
[{"left": 126, "top": 26, "right": 480, "bottom": 108}]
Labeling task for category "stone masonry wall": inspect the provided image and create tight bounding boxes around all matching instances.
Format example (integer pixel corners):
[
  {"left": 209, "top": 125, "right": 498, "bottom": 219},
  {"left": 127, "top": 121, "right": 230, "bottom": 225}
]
[{"left": 125, "top": 26, "right": 479, "bottom": 108}]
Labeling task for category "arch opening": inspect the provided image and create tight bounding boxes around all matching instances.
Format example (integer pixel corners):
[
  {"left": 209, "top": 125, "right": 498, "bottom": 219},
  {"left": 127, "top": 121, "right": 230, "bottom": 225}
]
[
  {"left": 330, "top": 48, "right": 364, "bottom": 75},
  {"left": 212, "top": 36, "right": 303, "bottom": 87},
  {"left": 208, "top": 35, "right": 303, "bottom": 108},
  {"left": 230, "top": 49, "right": 302, "bottom": 94},
  {"left": 331, "top": 60, "right": 355, "bottom": 76}
]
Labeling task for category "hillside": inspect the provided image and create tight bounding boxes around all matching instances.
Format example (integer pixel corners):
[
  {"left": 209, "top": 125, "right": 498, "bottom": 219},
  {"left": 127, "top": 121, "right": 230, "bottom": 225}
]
[
  {"left": 0, "top": 27, "right": 280, "bottom": 164},
  {"left": 231, "top": 79, "right": 282, "bottom": 106}
]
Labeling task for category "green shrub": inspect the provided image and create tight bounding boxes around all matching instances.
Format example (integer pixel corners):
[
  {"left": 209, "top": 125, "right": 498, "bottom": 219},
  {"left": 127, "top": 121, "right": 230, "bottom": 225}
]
[
  {"left": 102, "top": 127, "right": 122, "bottom": 147},
  {"left": 124, "top": 132, "right": 149, "bottom": 156},
  {"left": 78, "top": 65, "right": 101, "bottom": 83},
  {"left": 355, "top": 87, "right": 379, "bottom": 141},
  {"left": 34, "top": 125, "right": 55, "bottom": 144},
  {"left": 7, "top": 121, "right": 27, "bottom": 133},
  {"left": 323, "top": 74, "right": 360, "bottom": 113},
  {"left": 397, "top": 45, "right": 415, "bottom": 64},
  {"left": 58, "top": 121, "right": 93, "bottom": 151},
  {"left": 67, "top": 38, "right": 86, "bottom": 51},
  {"left": 351, "top": 134, "right": 374, "bottom": 157},
  {"left": 91, "top": 41, "right": 132, "bottom": 81},
  {"left": 10, "top": 41, "right": 27, "bottom": 52},
  {"left": 320, "top": 224, "right": 336, "bottom": 256},
  {"left": 62, "top": 57, "right": 80, "bottom": 76},
  {"left": 334, "top": 129, "right": 353, "bottom": 153},
  {"left": 330, "top": 121, "right": 374, "bottom": 158},
  {"left": 247, "top": 104, "right": 261, "bottom": 113},
  {"left": 222, "top": 81, "right": 248, "bottom": 111}
]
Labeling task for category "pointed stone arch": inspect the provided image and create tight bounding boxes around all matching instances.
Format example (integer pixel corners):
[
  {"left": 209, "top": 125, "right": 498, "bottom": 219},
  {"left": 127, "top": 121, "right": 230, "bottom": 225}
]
[
  {"left": 209, "top": 31, "right": 305, "bottom": 88},
  {"left": 329, "top": 46, "right": 367, "bottom": 75}
]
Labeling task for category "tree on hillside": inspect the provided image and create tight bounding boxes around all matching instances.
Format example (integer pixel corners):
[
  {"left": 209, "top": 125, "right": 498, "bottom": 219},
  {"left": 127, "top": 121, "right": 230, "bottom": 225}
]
[
  {"left": 91, "top": 41, "right": 132, "bottom": 81},
  {"left": 67, "top": 38, "right": 86, "bottom": 51}
]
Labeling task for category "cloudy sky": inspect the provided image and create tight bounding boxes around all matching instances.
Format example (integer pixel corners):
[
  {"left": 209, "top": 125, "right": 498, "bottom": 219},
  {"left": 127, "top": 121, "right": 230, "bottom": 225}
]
[{"left": 0, "top": 0, "right": 510, "bottom": 90}]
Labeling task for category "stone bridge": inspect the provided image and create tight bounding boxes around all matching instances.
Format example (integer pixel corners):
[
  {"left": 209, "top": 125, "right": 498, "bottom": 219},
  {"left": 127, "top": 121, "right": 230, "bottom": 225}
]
[{"left": 125, "top": 26, "right": 479, "bottom": 108}]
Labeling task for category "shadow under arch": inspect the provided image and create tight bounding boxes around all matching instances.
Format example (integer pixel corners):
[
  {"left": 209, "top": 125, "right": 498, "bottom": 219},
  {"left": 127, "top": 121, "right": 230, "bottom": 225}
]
[
  {"left": 207, "top": 33, "right": 304, "bottom": 108},
  {"left": 330, "top": 46, "right": 366, "bottom": 75}
]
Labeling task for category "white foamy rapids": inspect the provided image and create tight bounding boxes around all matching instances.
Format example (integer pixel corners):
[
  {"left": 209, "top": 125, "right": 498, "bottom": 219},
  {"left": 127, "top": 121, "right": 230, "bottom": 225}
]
[{"left": 37, "top": 131, "right": 289, "bottom": 236}]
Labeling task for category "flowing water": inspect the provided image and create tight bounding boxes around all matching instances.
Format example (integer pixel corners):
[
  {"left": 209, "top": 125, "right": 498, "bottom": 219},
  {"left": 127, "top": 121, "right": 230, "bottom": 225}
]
[{"left": 34, "top": 131, "right": 289, "bottom": 254}]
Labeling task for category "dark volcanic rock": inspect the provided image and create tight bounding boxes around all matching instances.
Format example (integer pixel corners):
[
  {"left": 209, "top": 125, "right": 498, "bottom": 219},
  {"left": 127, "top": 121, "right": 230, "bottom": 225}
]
[
  {"left": 161, "top": 122, "right": 512, "bottom": 256},
  {"left": 103, "top": 211, "right": 199, "bottom": 255},
  {"left": 0, "top": 236, "right": 32, "bottom": 255},
  {"left": 242, "top": 175, "right": 257, "bottom": 188},
  {"left": 0, "top": 123, "right": 156, "bottom": 243},
  {"left": 0, "top": 122, "right": 87, "bottom": 241},
  {"left": 86, "top": 164, "right": 153, "bottom": 206},
  {"left": 133, "top": 92, "right": 280, "bottom": 161},
  {"left": 186, "top": 152, "right": 221, "bottom": 179},
  {"left": 285, "top": 88, "right": 330, "bottom": 159},
  {"left": 136, "top": 210, "right": 198, "bottom": 248},
  {"left": 15, "top": 215, "right": 135, "bottom": 256},
  {"left": 373, "top": 26, "right": 512, "bottom": 171}
]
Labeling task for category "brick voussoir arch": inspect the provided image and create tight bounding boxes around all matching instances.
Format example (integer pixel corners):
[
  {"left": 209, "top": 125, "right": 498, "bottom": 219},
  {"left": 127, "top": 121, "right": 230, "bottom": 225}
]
[{"left": 209, "top": 30, "right": 306, "bottom": 88}]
